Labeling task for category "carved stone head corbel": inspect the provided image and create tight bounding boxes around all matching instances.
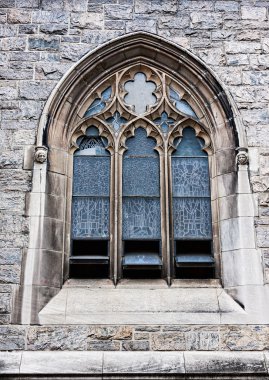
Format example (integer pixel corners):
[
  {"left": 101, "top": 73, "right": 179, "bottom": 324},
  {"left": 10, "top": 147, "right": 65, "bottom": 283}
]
[
  {"left": 34, "top": 146, "right": 48, "bottom": 163},
  {"left": 236, "top": 147, "right": 248, "bottom": 165}
]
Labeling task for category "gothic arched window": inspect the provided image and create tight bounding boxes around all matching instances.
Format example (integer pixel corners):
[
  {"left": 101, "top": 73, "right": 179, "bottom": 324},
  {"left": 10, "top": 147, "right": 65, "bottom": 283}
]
[{"left": 69, "top": 65, "right": 215, "bottom": 283}]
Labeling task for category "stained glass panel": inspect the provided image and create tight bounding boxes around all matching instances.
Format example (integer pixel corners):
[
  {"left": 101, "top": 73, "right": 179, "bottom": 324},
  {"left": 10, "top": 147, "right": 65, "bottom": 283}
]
[
  {"left": 123, "top": 157, "right": 159, "bottom": 196},
  {"left": 172, "top": 157, "right": 210, "bottom": 197},
  {"left": 123, "top": 197, "right": 161, "bottom": 239},
  {"left": 169, "top": 87, "right": 197, "bottom": 118},
  {"left": 73, "top": 156, "right": 110, "bottom": 196},
  {"left": 75, "top": 137, "right": 109, "bottom": 156},
  {"left": 72, "top": 197, "right": 109, "bottom": 238},
  {"left": 172, "top": 127, "right": 206, "bottom": 157},
  {"left": 125, "top": 128, "right": 158, "bottom": 157},
  {"left": 84, "top": 87, "right": 112, "bottom": 117},
  {"left": 173, "top": 198, "right": 212, "bottom": 239}
]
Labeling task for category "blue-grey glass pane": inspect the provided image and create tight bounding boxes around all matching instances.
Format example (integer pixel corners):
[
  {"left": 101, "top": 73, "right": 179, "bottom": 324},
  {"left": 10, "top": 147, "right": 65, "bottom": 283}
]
[
  {"left": 172, "top": 157, "right": 210, "bottom": 197},
  {"left": 124, "top": 72, "right": 157, "bottom": 114},
  {"left": 173, "top": 198, "right": 212, "bottom": 239},
  {"left": 84, "top": 86, "right": 112, "bottom": 117},
  {"left": 75, "top": 137, "right": 109, "bottom": 156},
  {"left": 175, "top": 254, "right": 214, "bottom": 263},
  {"left": 106, "top": 112, "right": 127, "bottom": 131},
  {"left": 123, "top": 253, "right": 162, "bottom": 266},
  {"left": 123, "top": 197, "right": 161, "bottom": 239},
  {"left": 169, "top": 87, "right": 197, "bottom": 118},
  {"left": 173, "top": 127, "right": 207, "bottom": 157},
  {"left": 73, "top": 156, "right": 110, "bottom": 196},
  {"left": 154, "top": 112, "right": 174, "bottom": 133},
  {"left": 125, "top": 128, "right": 158, "bottom": 157},
  {"left": 123, "top": 157, "right": 160, "bottom": 196},
  {"left": 72, "top": 197, "right": 109, "bottom": 238}
]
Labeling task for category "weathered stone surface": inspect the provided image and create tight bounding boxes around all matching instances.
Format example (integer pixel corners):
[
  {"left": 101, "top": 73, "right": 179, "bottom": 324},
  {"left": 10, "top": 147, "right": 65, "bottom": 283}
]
[
  {"left": 19, "top": 80, "right": 56, "bottom": 100},
  {"left": 0, "top": 291, "right": 11, "bottom": 313},
  {"left": 71, "top": 12, "right": 103, "bottom": 29},
  {"left": 18, "top": 24, "right": 38, "bottom": 34},
  {"left": 241, "top": 6, "right": 267, "bottom": 21},
  {"left": 190, "top": 12, "right": 222, "bottom": 29},
  {"left": 1, "top": 37, "right": 26, "bottom": 51},
  {"left": 27, "top": 326, "right": 88, "bottom": 350},
  {"left": 87, "top": 340, "right": 120, "bottom": 351},
  {"left": 0, "top": 264, "right": 21, "bottom": 284},
  {"left": 88, "top": 326, "right": 132, "bottom": 340},
  {"left": 151, "top": 332, "right": 185, "bottom": 351},
  {"left": 0, "top": 326, "right": 25, "bottom": 350},
  {"left": 220, "top": 325, "right": 269, "bottom": 351},
  {"left": 135, "top": 0, "right": 177, "bottom": 14},
  {"left": 0, "top": 151, "right": 23, "bottom": 168},
  {"left": 7, "top": 9, "right": 30, "bottom": 23},
  {"left": 126, "top": 19, "right": 156, "bottom": 33},
  {"left": 28, "top": 36, "right": 60, "bottom": 51},
  {"left": 122, "top": 341, "right": 150, "bottom": 351},
  {"left": 104, "top": 4, "right": 133, "bottom": 20},
  {"left": 40, "top": 24, "right": 68, "bottom": 35},
  {"left": 0, "top": 248, "right": 22, "bottom": 265},
  {"left": 32, "top": 10, "right": 68, "bottom": 24},
  {"left": 60, "top": 43, "right": 90, "bottom": 62},
  {"left": 35, "top": 62, "right": 72, "bottom": 80},
  {"left": 0, "top": 352, "right": 22, "bottom": 374},
  {"left": 133, "top": 332, "right": 149, "bottom": 340}
]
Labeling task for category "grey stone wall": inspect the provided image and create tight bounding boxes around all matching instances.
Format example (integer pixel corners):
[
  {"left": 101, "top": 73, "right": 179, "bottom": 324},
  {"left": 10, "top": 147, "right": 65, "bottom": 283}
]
[
  {"left": 1, "top": 324, "right": 269, "bottom": 351},
  {"left": 0, "top": 0, "right": 269, "bottom": 336}
]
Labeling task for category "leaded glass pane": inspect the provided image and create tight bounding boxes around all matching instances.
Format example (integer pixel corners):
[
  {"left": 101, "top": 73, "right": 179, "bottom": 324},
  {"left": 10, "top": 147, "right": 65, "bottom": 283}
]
[
  {"left": 72, "top": 197, "right": 109, "bottom": 238},
  {"left": 84, "top": 87, "right": 112, "bottom": 117},
  {"left": 75, "top": 137, "right": 109, "bottom": 156},
  {"left": 73, "top": 156, "right": 110, "bottom": 196},
  {"left": 173, "top": 127, "right": 206, "bottom": 157},
  {"left": 123, "top": 157, "right": 159, "bottom": 196},
  {"left": 173, "top": 198, "right": 212, "bottom": 239},
  {"left": 169, "top": 87, "right": 197, "bottom": 118},
  {"left": 124, "top": 73, "right": 157, "bottom": 114},
  {"left": 123, "top": 197, "right": 161, "bottom": 239},
  {"left": 125, "top": 128, "right": 158, "bottom": 157},
  {"left": 172, "top": 157, "right": 210, "bottom": 197}
]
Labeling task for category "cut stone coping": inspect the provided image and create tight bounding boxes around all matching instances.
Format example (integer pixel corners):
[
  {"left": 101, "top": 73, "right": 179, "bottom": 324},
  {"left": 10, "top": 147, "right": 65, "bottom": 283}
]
[{"left": 0, "top": 351, "right": 268, "bottom": 376}]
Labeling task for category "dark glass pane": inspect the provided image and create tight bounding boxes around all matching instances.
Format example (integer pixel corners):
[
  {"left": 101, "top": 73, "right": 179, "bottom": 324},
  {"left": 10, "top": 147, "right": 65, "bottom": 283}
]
[
  {"left": 72, "top": 197, "right": 109, "bottom": 238},
  {"left": 173, "top": 127, "right": 207, "bottom": 157},
  {"left": 123, "top": 157, "right": 159, "bottom": 196},
  {"left": 106, "top": 112, "right": 127, "bottom": 131},
  {"left": 172, "top": 157, "right": 210, "bottom": 197},
  {"left": 125, "top": 128, "right": 158, "bottom": 157},
  {"left": 73, "top": 156, "right": 110, "bottom": 196},
  {"left": 84, "top": 86, "right": 112, "bottom": 117},
  {"left": 173, "top": 198, "right": 212, "bottom": 239},
  {"left": 123, "top": 197, "right": 161, "bottom": 239}
]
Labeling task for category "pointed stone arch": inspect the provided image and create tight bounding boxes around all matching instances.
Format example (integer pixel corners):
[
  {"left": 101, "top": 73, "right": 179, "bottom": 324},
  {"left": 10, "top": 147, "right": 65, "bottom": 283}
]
[{"left": 19, "top": 32, "right": 262, "bottom": 324}]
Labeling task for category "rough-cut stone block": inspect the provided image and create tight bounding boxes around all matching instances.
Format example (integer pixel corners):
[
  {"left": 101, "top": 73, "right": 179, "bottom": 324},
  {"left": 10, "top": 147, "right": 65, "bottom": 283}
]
[
  {"left": 1, "top": 37, "right": 26, "bottom": 51},
  {"left": 27, "top": 326, "right": 88, "bottom": 350},
  {"left": 151, "top": 332, "right": 185, "bottom": 350},
  {"left": 0, "top": 326, "right": 25, "bottom": 350},
  {"left": 0, "top": 264, "right": 21, "bottom": 284},
  {"left": 19, "top": 80, "right": 56, "bottom": 100},
  {"left": 71, "top": 12, "right": 103, "bottom": 29},
  {"left": 0, "top": 0, "right": 15, "bottom": 7},
  {"left": 126, "top": 19, "right": 156, "bottom": 33},
  {"left": 88, "top": 326, "right": 132, "bottom": 340},
  {"left": 225, "top": 41, "right": 261, "bottom": 54},
  {"left": 0, "top": 248, "right": 22, "bottom": 265},
  {"left": 158, "top": 15, "right": 189, "bottom": 29},
  {"left": 190, "top": 12, "right": 222, "bottom": 29},
  {"left": 241, "top": 6, "right": 267, "bottom": 21},
  {"left": 35, "top": 62, "right": 72, "bottom": 80},
  {"left": 40, "top": 24, "right": 68, "bottom": 35},
  {"left": 135, "top": 0, "right": 177, "bottom": 14},
  {"left": 215, "top": 1, "right": 239, "bottom": 12},
  {"left": 103, "top": 352, "right": 185, "bottom": 374},
  {"left": 0, "top": 291, "right": 11, "bottom": 313},
  {"left": 28, "top": 36, "right": 60, "bottom": 51},
  {"left": 60, "top": 43, "right": 90, "bottom": 62},
  {"left": 87, "top": 340, "right": 120, "bottom": 351},
  {"left": 32, "top": 10, "right": 68, "bottom": 24},
  {"left": 18, "top": 24, "right": 38, "bottom": 34},
  {"left": 16, "top": 0, "right": 39, "bottom": 7},
  {"left": 122, "top": 341, "right": 150, "bottom": 351},
  {"left": 220, "top": 325, "right": 269, "bottom": 351},
  {"left": 105, "top": 4, "right": 133, "bottom": 20},
  {"left": 7, "top": 9, "right": 30, "bottom": 23}
]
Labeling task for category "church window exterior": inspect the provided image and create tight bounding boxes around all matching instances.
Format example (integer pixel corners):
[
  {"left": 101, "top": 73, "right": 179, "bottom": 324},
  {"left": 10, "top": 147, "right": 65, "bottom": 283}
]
[{"left": 69, "top": 65, "right": 215, "bottom": 283}]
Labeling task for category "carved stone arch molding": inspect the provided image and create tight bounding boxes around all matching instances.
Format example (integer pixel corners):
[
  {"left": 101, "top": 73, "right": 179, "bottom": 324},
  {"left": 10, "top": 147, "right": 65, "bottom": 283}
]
[{"left": 19, "top": 32, "right": 264, "bottom": 325}]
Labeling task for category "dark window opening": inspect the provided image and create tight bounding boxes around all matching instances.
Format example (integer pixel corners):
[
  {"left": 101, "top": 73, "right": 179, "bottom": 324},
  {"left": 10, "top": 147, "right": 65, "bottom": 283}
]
[
  {"left": 175, "top": 240, "right": 215, "bottom": 279},
  {"left": 70, "top": 239, "right": 109, "bottom": 278}
]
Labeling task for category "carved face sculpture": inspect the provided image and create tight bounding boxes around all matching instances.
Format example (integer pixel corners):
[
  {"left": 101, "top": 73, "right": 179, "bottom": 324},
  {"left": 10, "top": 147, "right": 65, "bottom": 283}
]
[
  {"left": 35, "top": 147, "right": 47, "bottom": 163},
  {"left": 237, "top": 152, "right": 248, "bottom": 165}
]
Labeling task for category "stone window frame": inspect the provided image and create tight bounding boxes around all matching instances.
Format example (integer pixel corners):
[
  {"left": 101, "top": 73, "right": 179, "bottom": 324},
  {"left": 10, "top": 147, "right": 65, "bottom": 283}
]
[{"left": 18, "top": 32, "right": 263, "bottom": 324}]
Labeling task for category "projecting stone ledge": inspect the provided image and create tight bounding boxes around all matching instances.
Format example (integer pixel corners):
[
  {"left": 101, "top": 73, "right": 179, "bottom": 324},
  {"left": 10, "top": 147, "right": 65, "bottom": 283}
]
[
  {"left": 39, "top": 279, "right": 245, "bottom": 325},
  {"left": 0, "top": 351, "right": 268, "bottom": 378}
]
